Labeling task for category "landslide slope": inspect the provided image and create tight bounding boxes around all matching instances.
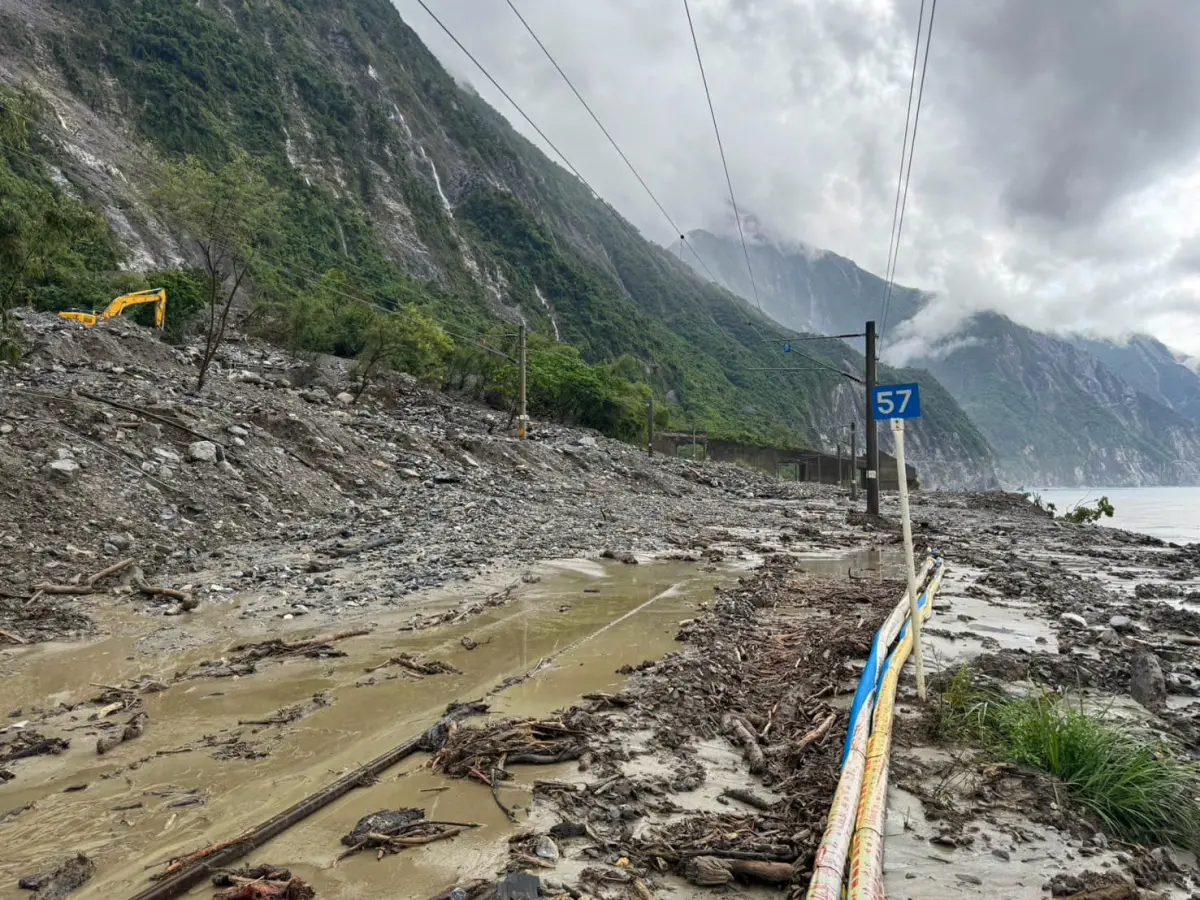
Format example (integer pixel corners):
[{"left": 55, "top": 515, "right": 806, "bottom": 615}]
[{"left": 0, "top": 0, "right": 994, "bottom": 486}]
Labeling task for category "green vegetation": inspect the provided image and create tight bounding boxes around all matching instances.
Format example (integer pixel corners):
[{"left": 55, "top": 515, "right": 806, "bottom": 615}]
[
  {"left": 936, "top": 667, "right": 1200, "bottom": 850},
  {"left": 152, "top": 151, "right": 284, "bottom": 388},
  {"left": 0, "top": 86, "right": 121, "bottom": 361},
  {"left": 0, "top": 0, "right": 995, "bottom": 464},
  {"left": 1060, "top": 496, "right": 1115, "bottom": 525}
]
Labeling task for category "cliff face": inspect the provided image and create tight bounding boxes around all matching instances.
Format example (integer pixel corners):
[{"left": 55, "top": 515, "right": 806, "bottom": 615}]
[
  {"left": 0, "top": 0, "right": 996, "bottom": 486},
  {"left": 685, "top": 230, "right": 1200, "bottom": 487}
]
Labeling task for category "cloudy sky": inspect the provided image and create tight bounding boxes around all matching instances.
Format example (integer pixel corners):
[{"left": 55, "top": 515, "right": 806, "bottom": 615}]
[{"left": 393, "top": 0, "right": 1200, "bottom": 359}]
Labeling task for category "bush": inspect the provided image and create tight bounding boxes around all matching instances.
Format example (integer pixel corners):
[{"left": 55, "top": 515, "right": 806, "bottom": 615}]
[
  {"left": 1060, "top": 496, "right": 1115, "bottom": 525},
  {"left": 936, "top": 667, "right": 1200, "bottom": 850}
]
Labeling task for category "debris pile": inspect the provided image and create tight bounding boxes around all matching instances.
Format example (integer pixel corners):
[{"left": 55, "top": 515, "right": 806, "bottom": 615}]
[
  {"left": 212, "top": 865, "right": 314, "bottom": 900},
  {"left": 16, "top": 853, "right": 95, "bottom": 900},
  {"left": 431, "top": 712, "right": 599, "bottom": 779},
  {"left": 521, "top": 561, "right": 905, "bottom": 892},
  {"left": 363, "top": 652, "right": 460, "bottom": 677},
  {"left": 337, "top": 808, "right": 478, "bottom": 860}
]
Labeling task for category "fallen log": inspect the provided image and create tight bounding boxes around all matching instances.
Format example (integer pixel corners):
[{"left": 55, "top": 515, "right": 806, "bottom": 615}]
[
  {"left": 721, "top": 788, "right": 774, "bottom": 811},
  {"left": 33, "top": 558, "right": 135, "bottom": 595},
  {"left": 682, "top": 855, "right": 793, "bottom": 886},
  {"left": 722, "top": 714, "right": 767, "bottom": 775}
]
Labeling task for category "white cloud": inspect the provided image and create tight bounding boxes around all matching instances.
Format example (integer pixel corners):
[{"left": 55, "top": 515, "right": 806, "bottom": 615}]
[{"left": 392, "top": 0, "right": 1200, "bottom": 356}]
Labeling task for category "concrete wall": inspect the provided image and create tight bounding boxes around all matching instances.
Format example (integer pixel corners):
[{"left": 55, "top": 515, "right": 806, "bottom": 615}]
[{"left": 652, "top": 432, "right": 917, "bottom": 490}]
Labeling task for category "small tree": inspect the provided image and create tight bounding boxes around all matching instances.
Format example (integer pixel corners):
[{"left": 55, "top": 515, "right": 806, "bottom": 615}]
[
  {"left": 1060, "top": 496, "right": 1115, "bottom": 525},
  {"left": 153, "top": 151, "right": 282, "bottom": 389}
]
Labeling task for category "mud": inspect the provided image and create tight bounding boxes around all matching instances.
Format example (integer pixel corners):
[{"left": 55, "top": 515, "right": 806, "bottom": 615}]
[{"left": 883, "top": 491, "right": 1200, "bottom": 900}]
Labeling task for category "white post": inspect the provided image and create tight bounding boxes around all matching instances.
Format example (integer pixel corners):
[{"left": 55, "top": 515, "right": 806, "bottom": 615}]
[{"left": 891, "top": 418, "right": 926, "bottom": 700}]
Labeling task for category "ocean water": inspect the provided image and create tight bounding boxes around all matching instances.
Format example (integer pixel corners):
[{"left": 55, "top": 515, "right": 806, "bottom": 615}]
[{"left": 1034, "top": 486, "right": 1200, "bottom": 546}]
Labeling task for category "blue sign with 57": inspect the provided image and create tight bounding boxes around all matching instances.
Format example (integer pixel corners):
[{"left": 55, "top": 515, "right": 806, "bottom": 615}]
[{"left": 872, "top": 383, "right": 921, "bottom": 420}]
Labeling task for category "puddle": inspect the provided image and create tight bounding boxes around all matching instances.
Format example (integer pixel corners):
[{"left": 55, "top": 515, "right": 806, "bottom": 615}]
[
  {"left": 0, "top": 558, "right": 736, "bottom": 899},
  {"left": 920, "top": 564, "right": 1057, "bottom": 671},
  {"left": 792, "top": 546, "right": 906, "bottom": 580}
]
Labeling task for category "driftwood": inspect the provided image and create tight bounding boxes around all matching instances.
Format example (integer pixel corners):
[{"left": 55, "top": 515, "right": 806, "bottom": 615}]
[
  {"left": 365, "top": 653, "right": 460, "bottom": 676},
  {"left": 794, "top": 712, "right": 837, "bottom": 754},
  {"left": 491, "top": 754, "right": 516, "bottom": 822},
  {"left": 31, "top": 559, "right": 194, "bottom": 607},
  {"left": 682, "top": 855, "right": 793, "bottom": 886},
  {"left": 0, "top": 627, "right": 27, "bottom": 644},
  {"left": 231, "top": 629, "right": 370, "bottom": 660},
  {"left": 722, "top": 714, "right": 767, "bottom": 775},
  {"left": 97, "top": 711, "right": 149, "bottom": 755},
  {"left": 33, "top": 558, "right": 135, "bottom": 595},
  {"left": 721, "top": 788, "right": 774, "bottom": 811}
]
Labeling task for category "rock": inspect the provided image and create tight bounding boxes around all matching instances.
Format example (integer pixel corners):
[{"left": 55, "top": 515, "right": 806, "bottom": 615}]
[
  {"left": 106, "top": 532, "right": 134, "bottom": 552},
  {"left": 1130, "top": 651, "right": 1167, "bottom": 711},
  {"left": 227, "top": 425, "right": 249, "bottom": 438},
  {"left": 1098, "top": 627, "right": 1119, "bottom": 645},
  {"left": 55, "top": 447, "right": 74, "bottom": 460},
  {"left": 187, "top": 441, "right": 219, "bottom": 463},
  {"left": 432, "top": 472, "right": 463, "bottom": 484},
  {"left": 448, "top": 890, "right": 468, "bottom": 900},
  {"left": 1108, "top": 614, "right": 1134, "bottom": 632},
  {"left": 153, "top": 447, "right": 181, "bottom": 463},
  {"left": 578, "top": 435, "right": 598, "bottom": 448},
  {"left": 1092, "top": 831, "right": 1108, "bottom": 850},
  {"left": 231, "top": 370, "right": 266, "bottom": 385},
  {"left": 336, "top": 392, "right": 355, "bottom": 405},
  {"left": 46, "top": 458, "right": 80, "bottom": 481},
  {"left": 497, "top": 872, "right": 539, "bottom": 900},
  {"left": 601, "top": 549, "right": 639, "bottom": 565},
  {"left": 0, "top": 423, "right": 12, "bottom": 435},
  {"left": 1059, "top": 612, "right": 1089, "bottom": 628},
  {"left": 534, "top": 835, "right": 560, "bottom": 861},
  {"left": 301, "top": 389, "right": 329, "bottom": 404}
]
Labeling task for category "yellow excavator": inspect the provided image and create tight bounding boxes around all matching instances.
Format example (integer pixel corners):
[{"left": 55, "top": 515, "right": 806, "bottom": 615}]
[{"left": 58, "top": 288, "right": 168, "bottom": 330}]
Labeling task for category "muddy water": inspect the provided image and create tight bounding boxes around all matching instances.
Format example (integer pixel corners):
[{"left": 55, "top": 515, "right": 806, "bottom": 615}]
[{"left": 0, "top": 558, "right": 742, "bottom": 899}]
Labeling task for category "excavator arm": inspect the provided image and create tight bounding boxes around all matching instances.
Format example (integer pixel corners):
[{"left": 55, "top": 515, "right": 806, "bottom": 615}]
[{"left": 58, "top": 289, "right": 167, "bottom": 330}]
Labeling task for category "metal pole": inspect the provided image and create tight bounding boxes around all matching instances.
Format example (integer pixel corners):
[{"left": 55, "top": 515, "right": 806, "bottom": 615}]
[
  {"left": 647, "top": 394, "right": 655, "bottom": 456},
  {"left": 865, "top": 320, "right": 880, "bottom": 514},
  {"left": 850, "top": 420, "right": 858, "bottom": 501},
  {"left": 892, "top": 419, "right": 926, "bottom": 699},
  {"left": 837, "top": 442, "right": 843, "bottom": 487},
  {"left": 518, "top": 324, "right": 527, "bottom": 439}
]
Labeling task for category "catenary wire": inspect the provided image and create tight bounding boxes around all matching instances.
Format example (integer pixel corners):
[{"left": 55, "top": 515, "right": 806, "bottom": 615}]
[{"left": 879, "top": 0, "right": 938, "bottom": 354}]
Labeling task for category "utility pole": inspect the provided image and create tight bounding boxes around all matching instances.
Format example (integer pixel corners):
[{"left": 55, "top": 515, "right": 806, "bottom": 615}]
[
  {"left": 850, "top": 420, "right": 858, "bottom": 501},
  {"left": 865, "top": 320, "right": 879, "bottom": 515},
  {"left": 647, "top": 394, "right": 655, "bottom": 456},
  {"left": 518, "top": 323, "right": 527, "bottom": 439}
]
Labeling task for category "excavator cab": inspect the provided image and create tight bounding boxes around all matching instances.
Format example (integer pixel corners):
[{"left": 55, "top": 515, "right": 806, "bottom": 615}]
[{"left": 59, "top": 289, "right": 168, "bottom": 330}]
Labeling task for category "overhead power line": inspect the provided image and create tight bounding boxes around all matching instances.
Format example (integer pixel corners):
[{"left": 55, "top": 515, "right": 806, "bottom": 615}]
[
  {"left": 504, "top": 0, "right": 684, "bottom": 239},
  {"left": 878, "top": 0, "right": 938, "bottom": 353},
  {"left": 682, "top": 0, "right": 763, "bottom": 314}
]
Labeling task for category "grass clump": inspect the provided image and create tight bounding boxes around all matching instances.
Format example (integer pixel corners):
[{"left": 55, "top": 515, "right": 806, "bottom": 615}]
[{"left": 935, "top": 667, "right": 1200, "bottom": 851}]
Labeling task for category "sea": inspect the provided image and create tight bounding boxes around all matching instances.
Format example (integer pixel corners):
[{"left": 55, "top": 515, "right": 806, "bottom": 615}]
[{"left": 1034, "top": 486, "right": 1200, "bottom": 547}]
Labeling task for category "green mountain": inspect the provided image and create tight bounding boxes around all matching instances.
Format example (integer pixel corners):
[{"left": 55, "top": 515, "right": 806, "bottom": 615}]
[{"left": 0, "top": 0, "right": 996, "bottom": 487}]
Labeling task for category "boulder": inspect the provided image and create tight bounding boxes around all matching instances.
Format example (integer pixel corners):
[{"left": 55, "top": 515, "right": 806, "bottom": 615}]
[
  {"left": 46, "top": 458, "right": 80, "bottom": 481},
  {"left": 187, "top": 441, "right": 220, "bottom": 463},
  {"left": 1130, "top": 651, "right": 1167, "bottom": 711}
]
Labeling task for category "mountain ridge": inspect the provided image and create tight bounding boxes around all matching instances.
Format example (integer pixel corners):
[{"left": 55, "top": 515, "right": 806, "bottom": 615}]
[
  {"left": 683, "top": 229, "right": 1200, "bottom": 487},
  {"left": 0, "top": 0, "right": 998, "bottom": 487}
]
